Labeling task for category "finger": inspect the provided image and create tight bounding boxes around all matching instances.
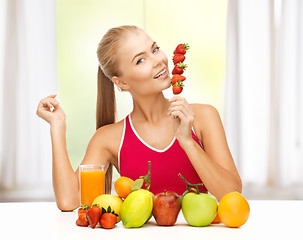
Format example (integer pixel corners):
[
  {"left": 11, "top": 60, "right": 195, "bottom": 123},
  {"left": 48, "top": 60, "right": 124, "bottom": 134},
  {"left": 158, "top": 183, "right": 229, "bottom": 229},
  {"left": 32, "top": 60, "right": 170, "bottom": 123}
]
[
  {"left": 169, "top": 100, "right": 188, "bottom": 109},
  {"left": 169, "top": 96, "right": 184, "bottom": 103},
  {"left": 46, "top": 102, "right": 54, "bottom": 109},
  {"left": 47, "top": 94, "right": 57, "bottom": 98},
  {"left": 37, "top": 103, "right": 51, "bottom": 117},
  {"left": 49, "top": 98, "right": 59, "bottom": 107},
  {"left": 39, "top": 99, "right": 53, "bottom": 109},
  {"left": 170, "top": 109, "right": 187, "bottom": 120},
  {"left": 39, "top": 96, "right": 58, "bottom": 106},
  {"left": 38, "top": 100, "right": 49, "bottom": 108},
  {"left": 170, "top": 99, "right": 194, "bottom": 114},
  {"left": 168, "top": 100, "right": 192, "bottom": 114},
  {"left": 52, "top": 102, "right": 63, "bottom": 112},
  {"left": 168, "top": 105, "right": 188, "bottom": 116},
  {"left": 169, "top": 96, "right": 188, "bottom": 106},
  {"left": 170, "top": 106, "right": 194, "bottom": 123}
]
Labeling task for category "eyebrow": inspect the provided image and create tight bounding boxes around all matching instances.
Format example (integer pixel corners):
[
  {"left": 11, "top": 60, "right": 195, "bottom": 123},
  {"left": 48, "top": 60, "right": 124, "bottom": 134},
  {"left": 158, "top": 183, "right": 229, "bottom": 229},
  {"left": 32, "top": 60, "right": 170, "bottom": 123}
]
[{"left": 132, "top": 41, "right": 157, "bottom": 62}]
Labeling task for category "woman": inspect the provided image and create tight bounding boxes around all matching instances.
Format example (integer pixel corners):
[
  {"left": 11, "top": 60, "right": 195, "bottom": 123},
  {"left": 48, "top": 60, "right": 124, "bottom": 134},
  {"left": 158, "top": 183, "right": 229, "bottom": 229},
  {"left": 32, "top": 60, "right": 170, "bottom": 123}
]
[{"left": 37, "top": 25, "right": 242, "bottom": 211}]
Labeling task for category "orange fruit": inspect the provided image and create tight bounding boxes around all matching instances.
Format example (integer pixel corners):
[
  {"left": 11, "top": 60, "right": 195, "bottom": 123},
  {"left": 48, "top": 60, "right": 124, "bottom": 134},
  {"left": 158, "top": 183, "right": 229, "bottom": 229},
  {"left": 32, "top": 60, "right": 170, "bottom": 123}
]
[
  {"left": 114, "top": 176, "right": 134, "bottom": 199},
  {"left": 218, "top": 191, "right": 250, "bottom": 228},
  {"left": 211, "top": 212, "right": 221, "bottom": 224}
]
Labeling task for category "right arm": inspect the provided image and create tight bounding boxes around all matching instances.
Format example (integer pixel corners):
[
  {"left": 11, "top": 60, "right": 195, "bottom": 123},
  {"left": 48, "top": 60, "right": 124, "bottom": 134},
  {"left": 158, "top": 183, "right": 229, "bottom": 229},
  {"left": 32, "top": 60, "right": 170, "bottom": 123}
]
[
  {"left": 50, "top": 119, "right": 79, "bottom": 211},
  {"left": 37, "top": 95, "right": 113, "bottom": 211}
]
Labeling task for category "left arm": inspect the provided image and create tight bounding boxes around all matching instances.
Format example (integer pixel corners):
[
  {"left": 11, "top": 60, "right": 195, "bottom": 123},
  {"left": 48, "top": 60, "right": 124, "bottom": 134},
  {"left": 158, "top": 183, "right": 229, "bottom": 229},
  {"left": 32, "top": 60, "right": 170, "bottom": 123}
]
[{"left": 168, "top": 97, "right": 242, "bottom": 201}]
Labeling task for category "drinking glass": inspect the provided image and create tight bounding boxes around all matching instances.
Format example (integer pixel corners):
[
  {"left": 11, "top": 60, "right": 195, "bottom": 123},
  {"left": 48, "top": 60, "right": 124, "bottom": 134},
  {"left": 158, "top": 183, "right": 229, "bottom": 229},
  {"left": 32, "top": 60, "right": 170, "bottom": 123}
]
[{"left": 79, "top": 165, "right": 105, "bottom": 206}]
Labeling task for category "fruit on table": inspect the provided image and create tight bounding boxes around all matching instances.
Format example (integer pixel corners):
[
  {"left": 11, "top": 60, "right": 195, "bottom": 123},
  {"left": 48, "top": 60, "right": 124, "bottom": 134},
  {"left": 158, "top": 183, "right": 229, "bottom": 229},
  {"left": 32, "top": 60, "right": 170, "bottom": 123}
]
[
  {"left": 92, "top": 194, "right": 123, "bottom": 222},
  {"left": 114, "top": 176, "right": 134, "bottom": 199},
  {"left": 99, "top": 207, "right": 118, "bottom": 229},
  {"left": 120, "top": 189, "right": 153, "bottom": 228},
  {"left": 75, "top": 204, "right": 118, "bottom": 229},
  {"left": 182, "top": 192, "right": 218, "bottom": 227},
  {"left": 211, "top": 212, "right": 221, "bottom": 224},
  {"left": 77, "top": 204, "right": 88, "bottom": 215},
  {"left": 100, "top": 212, "right": 117, "bottom": 229},
  {"left": 153, "top": 190, "right": 181, "bottom": 226},
  {"left": 218, "top": 191, "right": 250, "bottom": 228},
  {"left": 76, "top": 205, "right": 89, "bottom": 227},
  {"left": 87, "top": 205, "right": 102, "bottom": 228},
  {"left": 76, "top": 214, "right": 89, "bottom": 227}
]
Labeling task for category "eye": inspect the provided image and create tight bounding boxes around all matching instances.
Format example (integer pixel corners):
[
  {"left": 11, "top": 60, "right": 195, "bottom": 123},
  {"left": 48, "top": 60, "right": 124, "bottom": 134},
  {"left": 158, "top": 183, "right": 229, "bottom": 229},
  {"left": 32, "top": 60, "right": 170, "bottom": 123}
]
[
  {"left": 136, "top": 58, "right": 144, "bottom": 65},
  {"left": 153, "top": 46, "right": 160, "bottom": 53}
]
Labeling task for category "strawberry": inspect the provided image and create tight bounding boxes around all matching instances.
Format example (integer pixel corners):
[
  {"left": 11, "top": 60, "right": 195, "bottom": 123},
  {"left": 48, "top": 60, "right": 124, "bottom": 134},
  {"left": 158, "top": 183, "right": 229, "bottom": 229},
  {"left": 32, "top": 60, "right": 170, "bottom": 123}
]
[
  {"left": 173, "top": 54, "right": 185, "bottom": 65},
  {"left": 173, "top": 43, "right": 190, "bottom": 55},
  {"left": 172, "top": 62, "right": 187, "bottom": 75},
  {"left": 172, "top": 82, "right": 184, "bottom": 95},
  {"left": 171, "top": 74, "right": 186, "bottom": 85},
  {"left": 100, "top": 213, "right": 117, "bottom": 229},
  {"left": 76, "top": 214, "right": 89, "bottom": 227},
  {"left": 87, "top": 205, "right": 102, "bottom": 228},
  {"left": 75, "top": 204, "right": 89, "bottom": 227},
  {"left": 78, "top": 204, "right": 88, "bottom": 215}
]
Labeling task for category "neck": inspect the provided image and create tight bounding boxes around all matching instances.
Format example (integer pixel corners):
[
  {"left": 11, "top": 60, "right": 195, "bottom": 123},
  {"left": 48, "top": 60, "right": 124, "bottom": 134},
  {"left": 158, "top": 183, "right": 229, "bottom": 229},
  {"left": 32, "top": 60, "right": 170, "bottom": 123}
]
[{"left": 131, "top": 92, "right": 170, "bottom": 123}]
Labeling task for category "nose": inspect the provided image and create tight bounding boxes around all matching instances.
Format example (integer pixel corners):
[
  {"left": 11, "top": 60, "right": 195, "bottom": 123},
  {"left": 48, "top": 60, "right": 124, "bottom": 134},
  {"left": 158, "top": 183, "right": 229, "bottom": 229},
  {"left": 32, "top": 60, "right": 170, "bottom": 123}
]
[{"left": 151, "top": 52, "right": 165, "bottom": 68}]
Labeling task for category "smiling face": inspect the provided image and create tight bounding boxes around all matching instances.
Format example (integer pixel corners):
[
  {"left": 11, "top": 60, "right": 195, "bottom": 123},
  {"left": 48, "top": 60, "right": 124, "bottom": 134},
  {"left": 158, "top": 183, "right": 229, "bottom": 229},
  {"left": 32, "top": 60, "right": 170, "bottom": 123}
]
[{"left": 113, "top": 30, "right": 171, "bottom": 96}]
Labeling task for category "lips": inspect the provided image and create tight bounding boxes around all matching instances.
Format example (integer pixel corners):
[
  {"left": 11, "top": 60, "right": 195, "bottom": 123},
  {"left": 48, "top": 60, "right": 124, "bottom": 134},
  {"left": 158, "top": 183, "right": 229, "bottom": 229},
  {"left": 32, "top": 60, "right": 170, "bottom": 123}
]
[{"left": 154, "top": 67, "right": 167, "bottom": 79}]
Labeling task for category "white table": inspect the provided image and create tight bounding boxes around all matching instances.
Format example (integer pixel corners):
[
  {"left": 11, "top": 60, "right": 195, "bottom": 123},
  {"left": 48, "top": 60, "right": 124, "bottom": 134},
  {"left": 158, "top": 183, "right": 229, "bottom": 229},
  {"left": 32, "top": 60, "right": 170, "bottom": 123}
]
[{"left": 0, "top": 200, "right": 301, "bottom": 240}]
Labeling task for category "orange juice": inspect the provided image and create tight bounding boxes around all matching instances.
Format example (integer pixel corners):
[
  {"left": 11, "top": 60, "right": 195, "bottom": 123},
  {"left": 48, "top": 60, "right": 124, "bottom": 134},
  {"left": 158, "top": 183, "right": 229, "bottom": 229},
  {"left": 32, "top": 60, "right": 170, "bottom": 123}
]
[{"left": 80, "top": 165, "right": 105, "bottom": 206}]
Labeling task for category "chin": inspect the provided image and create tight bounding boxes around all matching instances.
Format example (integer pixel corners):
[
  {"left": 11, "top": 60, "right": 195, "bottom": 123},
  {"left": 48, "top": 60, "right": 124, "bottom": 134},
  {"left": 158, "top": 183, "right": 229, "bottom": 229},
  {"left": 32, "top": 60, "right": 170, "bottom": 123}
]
[
  {"left": 161, "top": 76, "right": 172, "bottom": 90},
  {"left": 153, "top": 72, "right": 171, "bottom": 92},
  {"left": 164, "top": 82, "right": 172, "bottom": 90}
]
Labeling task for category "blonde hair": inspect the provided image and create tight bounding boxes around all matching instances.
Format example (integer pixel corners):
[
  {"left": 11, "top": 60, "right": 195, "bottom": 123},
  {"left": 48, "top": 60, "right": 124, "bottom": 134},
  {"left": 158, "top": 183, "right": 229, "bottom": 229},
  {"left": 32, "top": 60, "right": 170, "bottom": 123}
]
[{"left": 96, "top": 25, "right": 140, "bottom": 193}]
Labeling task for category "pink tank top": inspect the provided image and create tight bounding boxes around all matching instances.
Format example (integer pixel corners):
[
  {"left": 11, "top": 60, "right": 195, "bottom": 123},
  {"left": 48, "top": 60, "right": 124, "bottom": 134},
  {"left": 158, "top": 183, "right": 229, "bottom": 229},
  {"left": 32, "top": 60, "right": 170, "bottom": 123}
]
[{"left": 118, "top": 115, "right": 208, "bottom": 195}]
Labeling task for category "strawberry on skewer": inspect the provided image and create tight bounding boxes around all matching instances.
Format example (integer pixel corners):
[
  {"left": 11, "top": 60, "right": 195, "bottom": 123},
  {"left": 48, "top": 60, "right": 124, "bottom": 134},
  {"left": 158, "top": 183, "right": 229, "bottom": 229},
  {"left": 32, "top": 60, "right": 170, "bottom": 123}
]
[
  {"left": 173, "top": 43, "right": 190, "bottom": 55},
  {"left": 173, "top": 54, "right": 186, "bottom": 65},
  {"left": 171, "top": 74, "right": 186, "bottom": 85},
  {"left": 172, "top": 62, "right": 187, "bottom": 75},
  {"left": 171, "top": 43, "right": 189, "bottom": 95},
  {"left": 172, "top": 81, "right": 184, "bottom": 95}
]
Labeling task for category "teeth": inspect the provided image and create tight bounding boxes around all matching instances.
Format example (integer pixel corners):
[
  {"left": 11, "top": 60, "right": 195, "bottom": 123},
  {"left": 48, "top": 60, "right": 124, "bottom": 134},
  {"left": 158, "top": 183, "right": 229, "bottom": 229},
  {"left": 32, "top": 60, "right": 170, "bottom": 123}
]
[{"left": 154, "top": 68, "right": 166, "bottom": 78}]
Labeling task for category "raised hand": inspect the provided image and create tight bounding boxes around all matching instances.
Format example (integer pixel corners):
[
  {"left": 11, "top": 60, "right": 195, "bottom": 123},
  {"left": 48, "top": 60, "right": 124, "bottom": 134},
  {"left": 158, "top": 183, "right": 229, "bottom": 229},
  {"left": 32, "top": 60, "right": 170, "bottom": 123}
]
[
  {"left": 36, "top": 94, "right": 66, "bottom": 126},
  {"left": 167, "top": 96, "right": 194, "bottom": 146}
]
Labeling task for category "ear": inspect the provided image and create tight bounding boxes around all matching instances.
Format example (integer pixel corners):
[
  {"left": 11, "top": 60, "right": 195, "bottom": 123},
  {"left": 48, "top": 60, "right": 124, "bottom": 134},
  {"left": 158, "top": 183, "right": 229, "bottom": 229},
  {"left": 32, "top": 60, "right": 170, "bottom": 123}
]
[{"left": 112, "top": 76, "right": 129, "bottom": 91}]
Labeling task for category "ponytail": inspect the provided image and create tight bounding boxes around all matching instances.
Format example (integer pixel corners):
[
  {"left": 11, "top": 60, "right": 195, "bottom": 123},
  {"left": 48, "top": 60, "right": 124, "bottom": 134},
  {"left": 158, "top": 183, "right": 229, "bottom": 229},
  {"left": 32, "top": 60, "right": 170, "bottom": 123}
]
[
  {"left": 96, "top": 66, "right": 116, "bottom": 194},
  {"left": 96, "top": 25, "right": 140, "bottom": 194}
]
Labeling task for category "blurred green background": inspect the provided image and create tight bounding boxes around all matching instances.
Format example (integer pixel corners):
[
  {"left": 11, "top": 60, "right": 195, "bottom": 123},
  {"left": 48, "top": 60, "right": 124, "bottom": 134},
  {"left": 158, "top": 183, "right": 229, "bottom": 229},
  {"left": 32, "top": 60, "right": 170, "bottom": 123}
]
[{"left": 56, "top": 0, "right": 227, "bottom": 178}]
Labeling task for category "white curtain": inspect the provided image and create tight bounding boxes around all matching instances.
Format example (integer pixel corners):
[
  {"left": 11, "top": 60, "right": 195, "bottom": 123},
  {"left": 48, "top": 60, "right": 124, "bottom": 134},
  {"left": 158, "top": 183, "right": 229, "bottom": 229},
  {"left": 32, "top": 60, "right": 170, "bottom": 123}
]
[
  {"left": 225, "top": 0, "right": 303, "bottom": 195},
  {"left": 0, "top": 0, "right": 57, "bottom": 199}
]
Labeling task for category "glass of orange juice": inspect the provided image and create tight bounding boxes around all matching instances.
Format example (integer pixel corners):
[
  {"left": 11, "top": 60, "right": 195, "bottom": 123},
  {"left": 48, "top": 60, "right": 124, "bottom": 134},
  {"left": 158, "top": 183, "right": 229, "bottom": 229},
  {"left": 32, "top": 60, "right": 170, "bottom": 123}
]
[{"left": 79, "top": 165, "right": 105, "bottom": 206}]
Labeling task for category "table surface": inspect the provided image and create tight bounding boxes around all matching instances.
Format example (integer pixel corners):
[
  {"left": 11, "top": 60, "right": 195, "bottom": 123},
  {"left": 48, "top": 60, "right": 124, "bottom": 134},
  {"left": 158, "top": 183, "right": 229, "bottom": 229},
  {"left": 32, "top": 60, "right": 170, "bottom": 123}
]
[{"left": 0, "top": 200, "right": 301, "bottom": 240}]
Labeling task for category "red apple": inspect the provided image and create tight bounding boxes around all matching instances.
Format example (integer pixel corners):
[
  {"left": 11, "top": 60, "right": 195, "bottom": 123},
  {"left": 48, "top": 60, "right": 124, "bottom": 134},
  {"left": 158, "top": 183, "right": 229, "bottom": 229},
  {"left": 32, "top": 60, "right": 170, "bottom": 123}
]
[{"left": 152, "top": 190, "right": 181, "bottom": 226}]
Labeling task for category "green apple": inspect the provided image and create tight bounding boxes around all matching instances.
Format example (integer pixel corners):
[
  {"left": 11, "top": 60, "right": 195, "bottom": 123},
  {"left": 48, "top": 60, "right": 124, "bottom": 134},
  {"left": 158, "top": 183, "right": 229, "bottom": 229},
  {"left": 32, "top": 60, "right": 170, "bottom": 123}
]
[{"left": 182, "top": 192, "right": 218, "bottom": 227}]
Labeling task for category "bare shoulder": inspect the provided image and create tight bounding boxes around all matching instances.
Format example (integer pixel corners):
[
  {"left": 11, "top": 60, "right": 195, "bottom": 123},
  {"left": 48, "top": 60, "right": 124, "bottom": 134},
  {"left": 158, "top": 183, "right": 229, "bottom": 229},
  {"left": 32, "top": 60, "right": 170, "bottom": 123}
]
[
  {"left": 92, "top": 119, "right": 124, "bottom": 145},
  {"left": 190, "top": 103, "right": 221, "bottom": 123},
  {"left": 80, "top": 119, "right": 125, "bottom": 170},
  {"left": 190, "top": 103, "right": 223, "bottom": 140},
  {"left": 86, "top": 119, "right": 125, "bottom": 159}
]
